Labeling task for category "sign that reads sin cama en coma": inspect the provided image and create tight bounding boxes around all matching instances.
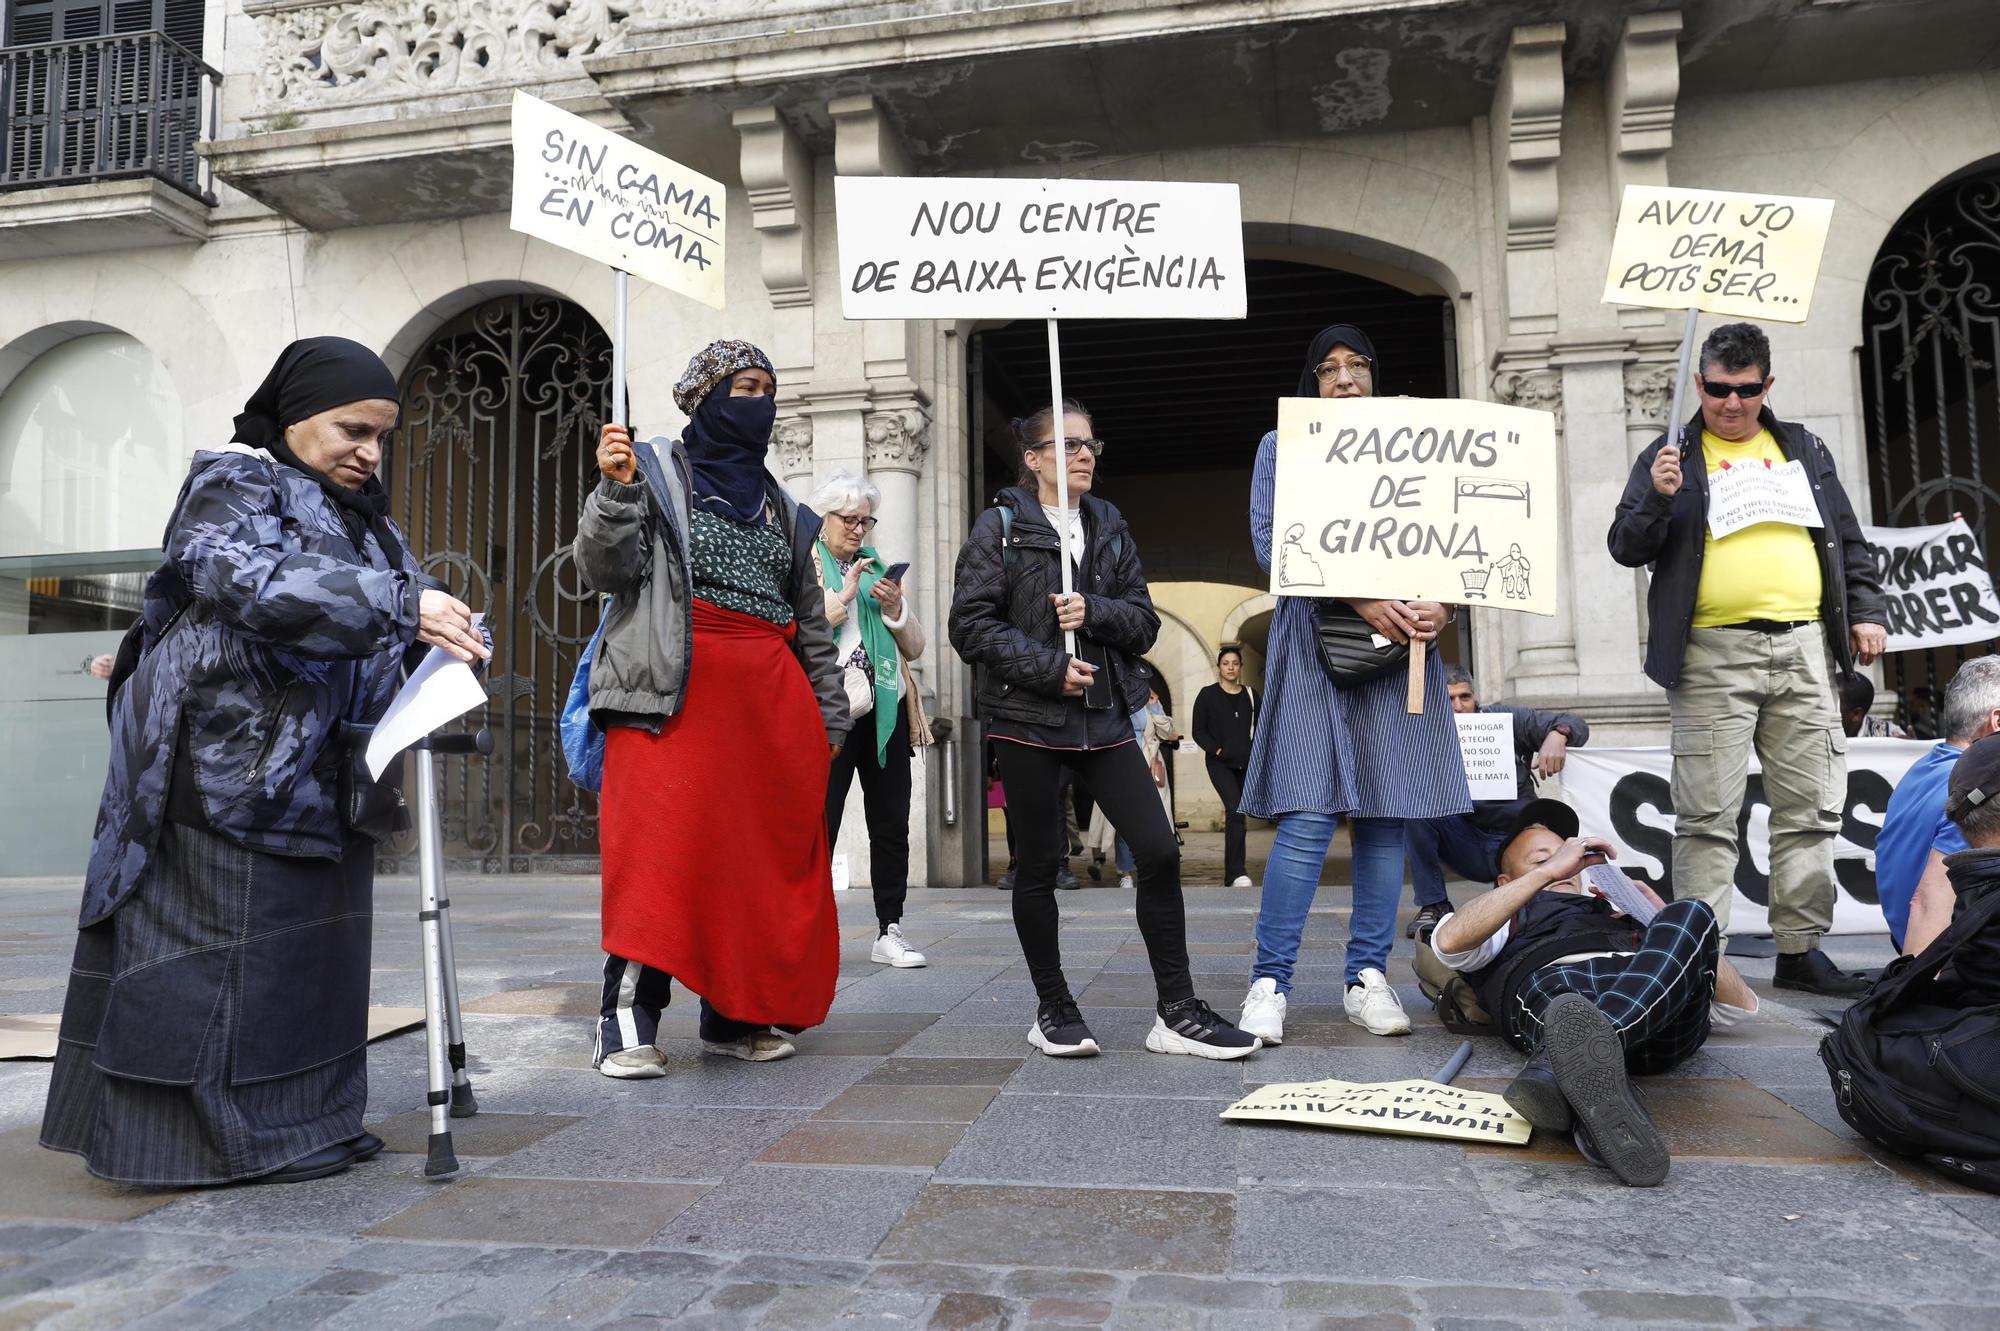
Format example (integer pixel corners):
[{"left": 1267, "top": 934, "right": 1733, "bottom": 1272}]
[
  {"left": 1602, "top": 185, "right": 1833, "bottom": 323},
  {"left": 1269, "top": 397, "right": 1560, "bottom": 617},
  {"left": 509, "top": 90, "right": 726, "bottom": 310},
  {"left": 834, "top": 176, "right": 1246, "bottom": 320},
  {"left": 1222, "top": 1078, "right": 1532, "bottom": 1146}
]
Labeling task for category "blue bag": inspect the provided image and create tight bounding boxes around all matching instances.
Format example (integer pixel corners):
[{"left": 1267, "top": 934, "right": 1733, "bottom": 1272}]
[{"left": 559, "top": 608, "right": 610, "bottom": 791}]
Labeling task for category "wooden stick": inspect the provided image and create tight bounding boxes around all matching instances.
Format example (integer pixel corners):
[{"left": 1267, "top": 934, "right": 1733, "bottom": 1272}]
[{"left": 1406, "top": 638, "right": 1427, "bottom": 715}]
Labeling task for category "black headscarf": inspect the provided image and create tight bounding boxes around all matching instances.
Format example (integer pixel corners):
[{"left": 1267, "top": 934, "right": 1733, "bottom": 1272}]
[
  {"left": 232, "top": 336, "right": 405, "bottom": 566},
  {"left": 1296, "top": 324, "right": 1381, "bottom": 397},
  {"left": 683, "top": 378, "right": 778, "bottom": 526}
]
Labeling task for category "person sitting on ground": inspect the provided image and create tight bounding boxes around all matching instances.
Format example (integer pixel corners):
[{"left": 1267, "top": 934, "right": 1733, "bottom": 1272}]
[
  {"left": 1430, "top": 799, "right": 1759, "bottom": 1187},
  {"left": 1838, "top": 671, "right": 1909, "bottom": 739},
  {"left": 1890, "top": 656, "right": 2000, "bottom": 953},
  {"left": 1405, "top": 667, "right": 1590, "bottom": 939}
]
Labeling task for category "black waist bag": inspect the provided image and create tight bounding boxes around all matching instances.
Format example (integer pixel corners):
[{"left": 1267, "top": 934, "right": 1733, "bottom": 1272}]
[
  {"left": 1820, "top": 883, "right": 2000, "bottom": 1193},
  {"left": 1312, "top": 599, "right": 1408, "bottom": 687}
]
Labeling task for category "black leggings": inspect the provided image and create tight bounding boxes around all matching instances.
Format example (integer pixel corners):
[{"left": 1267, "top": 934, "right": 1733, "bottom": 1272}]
[
  {"left": 827, "top": 707, "right": 913, "bottom": 933},
  {"left": 1206, "top": 759, "right": 1248, "bottom": 884},
  {"left": 993, "top": 739, "right": 1192, "bottom": 1007}
]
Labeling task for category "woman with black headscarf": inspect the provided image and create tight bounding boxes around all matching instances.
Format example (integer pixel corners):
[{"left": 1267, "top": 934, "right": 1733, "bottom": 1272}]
[
  {"left": 580, "top": 340, "right": 847, "bottom": 1078},
  {"left": 1234, "top": 325, "right": 1472, "bottom": 1047},
  {"left": 41, "top": 336, "right": 487, "bottom": 1186}
]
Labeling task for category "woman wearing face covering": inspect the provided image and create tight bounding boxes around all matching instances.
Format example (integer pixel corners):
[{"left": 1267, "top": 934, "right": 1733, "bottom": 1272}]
[
  {"left": 580, "top": 340, "right": 848, "bottom": 1078},
  {"left": 1234, "top": 325, "right": 1472, "bottom": 1047},
  {"left": 40, "top": 337, "right": 487, "bottom": 1186}
]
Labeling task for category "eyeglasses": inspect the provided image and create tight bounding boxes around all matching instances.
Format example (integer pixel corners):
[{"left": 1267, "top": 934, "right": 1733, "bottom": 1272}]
[
  {"left": 832, "top": 513, "right": 878, "bottom": 532},
  {"left": 1032, "top": 437, "right": 1106, "bottom": 457},
  {"left": 1700, "top": 379, "right": 1767, "bottom": 400},
  {"left": 1314, "top": 356, "right": 1373, "bottom": 383}
]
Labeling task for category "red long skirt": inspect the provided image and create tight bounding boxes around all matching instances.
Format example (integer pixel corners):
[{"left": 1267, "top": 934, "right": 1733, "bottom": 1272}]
[{"left": 600, "top": 599, "right": 838, "bottom": 1029}]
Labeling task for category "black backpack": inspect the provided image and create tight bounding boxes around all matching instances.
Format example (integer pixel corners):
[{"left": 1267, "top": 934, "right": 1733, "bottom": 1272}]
[{"left": 1819, "top": 878, "right": 2000, "bottom": 1193}]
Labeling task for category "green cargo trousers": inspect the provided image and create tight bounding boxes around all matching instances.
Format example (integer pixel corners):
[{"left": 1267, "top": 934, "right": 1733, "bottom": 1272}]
[{"left": 1667, "top": 623, "right": 1845, "bottom": 953}]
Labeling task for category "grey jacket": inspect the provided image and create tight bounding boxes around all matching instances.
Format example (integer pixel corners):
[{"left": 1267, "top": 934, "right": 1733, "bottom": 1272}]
[{"left": 573, "top": 436, "right": 848, "bottom": 744}]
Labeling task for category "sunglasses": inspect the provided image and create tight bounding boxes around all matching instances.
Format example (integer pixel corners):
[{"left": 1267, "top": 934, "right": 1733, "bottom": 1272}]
[
  {"left": 1701, "top": 379, "right": 1767, "bottom": 401},
  {"left": 1032, "top": 437, "right": 1106, "bottom": 457}
]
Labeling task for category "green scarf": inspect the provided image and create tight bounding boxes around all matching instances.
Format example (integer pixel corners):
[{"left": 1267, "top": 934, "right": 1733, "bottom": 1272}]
[{"left": 818, "top": 539, "right": 902, "bottom": 763}]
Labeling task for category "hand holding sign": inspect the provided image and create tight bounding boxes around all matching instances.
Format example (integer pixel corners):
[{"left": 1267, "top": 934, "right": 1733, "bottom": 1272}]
[
  {"left": 597, "top": 422, "right": 637, "bottom": 484},
  {"left": 1651, "top": 442, "right": 1684, "bottom": 497}
]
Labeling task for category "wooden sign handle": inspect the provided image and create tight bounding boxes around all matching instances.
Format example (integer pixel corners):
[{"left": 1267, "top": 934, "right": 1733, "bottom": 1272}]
[{"left": 1406, "top": 638, "right": 1427, "bottom": 715}]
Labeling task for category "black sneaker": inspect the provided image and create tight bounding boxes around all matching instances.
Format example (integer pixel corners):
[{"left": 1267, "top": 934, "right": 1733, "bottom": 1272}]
[
  {"left": 1056, "top": 866, "right": 1082, "bottom": 891},
  {"left": 1028, "top": 998, "right": 1100, "bottom": 1057},
  {"left": 1542, "top": 993, "right": 1668, "bottom": 1186},
  {"left": 1502, "top": 1050, "right": 1573, "bottom": 1133},
  {"left": 1146, "top": 997, "right": 1261, "bottom": 1061},
  {"left": 1407, "top": 900, "right": 1452, "bottom": 940},
  {"left": 1774, "top": 948, "right": 1870, "bottom": 997}
]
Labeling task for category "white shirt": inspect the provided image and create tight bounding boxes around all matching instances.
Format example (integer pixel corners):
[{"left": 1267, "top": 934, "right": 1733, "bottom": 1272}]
[{"left": 1041, "top": 502, "right": 1085, "bottom": 565}]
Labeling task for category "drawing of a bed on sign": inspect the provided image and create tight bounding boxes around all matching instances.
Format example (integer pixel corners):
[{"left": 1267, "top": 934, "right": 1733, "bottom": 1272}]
[{"left": 1269, "top": 399, "right": 1559, "bottom": 619}]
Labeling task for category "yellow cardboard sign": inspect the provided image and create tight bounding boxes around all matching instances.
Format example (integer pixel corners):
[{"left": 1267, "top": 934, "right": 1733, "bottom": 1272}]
[
  {"left": 1601, "top": 185, "right": 1833, "bottom": 322},
  {"left": 1222, "top": 1078, "right": 1533, "bottom": 1146}
]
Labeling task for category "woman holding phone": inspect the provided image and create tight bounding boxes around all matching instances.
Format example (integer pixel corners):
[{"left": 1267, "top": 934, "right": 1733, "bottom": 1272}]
[{"left": 809, "top": 471, "right": 934, "bottom": 968}]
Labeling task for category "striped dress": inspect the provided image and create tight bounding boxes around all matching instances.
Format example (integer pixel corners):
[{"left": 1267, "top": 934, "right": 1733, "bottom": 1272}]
[{"left": 1238, "top": 429, "right": 1473, "bottom": 822}]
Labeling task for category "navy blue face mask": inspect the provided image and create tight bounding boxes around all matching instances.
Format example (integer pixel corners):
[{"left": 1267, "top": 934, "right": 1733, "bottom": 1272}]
[{"left": 683, "top": 383, "right": 777, "bottom": 524}]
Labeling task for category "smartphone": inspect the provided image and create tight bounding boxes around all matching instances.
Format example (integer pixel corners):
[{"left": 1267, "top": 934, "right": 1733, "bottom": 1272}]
[{"left": 881, "top": 561, "right": 911, "bottom": 583}]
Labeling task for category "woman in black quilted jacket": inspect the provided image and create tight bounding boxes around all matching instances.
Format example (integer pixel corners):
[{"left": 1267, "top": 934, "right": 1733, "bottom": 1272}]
[{"left": 949, "top": 399, "right": 1258, "bottom": 1063}]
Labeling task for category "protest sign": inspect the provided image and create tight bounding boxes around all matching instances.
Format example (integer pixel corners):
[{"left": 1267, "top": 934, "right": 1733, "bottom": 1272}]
[
  {"left": 1862, "top": 518, "right": 2000, "bottom": 653},
  {"left": 1455, "top": 711, "right": 1517, "bottom": 802},
  {"left": 509, "top": 90, "right": 726, "bottom": 311},
  {"left": 834, "top": 176, "right": 1246, "bottom": 321},
  {"left": 1222, "top": 1078, "right": 1532, "bottom": 1146},
  {"left": 1706, "top": 458, "right": 1823, "bottom": 539},
  {"left": 1268, "top": 397, "right": 1560, "bottom": 616},
  {"left": 1602, "top": 185, "right": 1834, "bottom": 323},
  {"left": 1562, "top": 739, "right": 1933, "bottom": 936}
]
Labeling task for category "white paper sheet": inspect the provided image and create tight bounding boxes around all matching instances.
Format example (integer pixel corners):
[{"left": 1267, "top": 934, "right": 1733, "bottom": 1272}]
[
  {"left": 365, "top": 616, "right": 489, "bottom": 780},
  {"left": 1583, "top": 863, "right": 1659, "bottom": 926},
  {"left": 1454, "top": 711, "right": 1518, "bottom": 802},
  {"left": 1706, "top": 458, "right": 1821, "bottom": 539}
]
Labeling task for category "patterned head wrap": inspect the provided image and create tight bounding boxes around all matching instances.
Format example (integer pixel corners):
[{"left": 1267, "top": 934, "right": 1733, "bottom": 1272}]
[{"left": 673, "top": 339, "right": 776, "bottom": 416}]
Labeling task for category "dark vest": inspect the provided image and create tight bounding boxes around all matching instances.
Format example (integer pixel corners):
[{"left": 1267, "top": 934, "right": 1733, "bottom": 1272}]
[{"left": 1467, "top": 893, "right": 1642, "bottom": 1040}]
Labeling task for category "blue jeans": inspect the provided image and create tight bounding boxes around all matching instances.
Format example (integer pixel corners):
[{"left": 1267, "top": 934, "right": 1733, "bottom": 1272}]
[
  {"left": 1253, "top": 813, "right": 1406, "bottom": 989},
  {"left": 1406, "top": 814, "right": 1509, "bottom": 907}
]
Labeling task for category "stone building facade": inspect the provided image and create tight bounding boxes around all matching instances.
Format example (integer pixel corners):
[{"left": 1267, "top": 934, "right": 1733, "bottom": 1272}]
[{"left": 3, "top": 0, "right": 1997, "bottom": 880}]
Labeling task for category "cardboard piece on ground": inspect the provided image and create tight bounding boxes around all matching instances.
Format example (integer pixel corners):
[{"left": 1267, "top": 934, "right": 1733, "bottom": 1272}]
[
  {"left": 2, "top": 1007, "right": 428, "bottom": 1061},
  {"left": 1269, "top": 396, "right": 1560, "bottom": 616},
  {"left": 1601, "top": 185, "right": 1834, "bottom": 322},
  {"left": 1223, "top": 1077, "right": 1532, "bottom": 1146},
  {"left": 509, "top": 90, "right": 727, "bottom": 309},
  {"left": 1454, "top": 711, "right": 1517, "bottom": 801},
  {"left": 1862, "top": 518, "right": 2000, "bottom": 653}
]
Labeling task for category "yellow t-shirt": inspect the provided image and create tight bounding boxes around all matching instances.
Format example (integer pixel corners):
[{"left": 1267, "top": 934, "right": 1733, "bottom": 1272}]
[{"left": 1691, "top": 428, "right": 1823, "bottom": 628}]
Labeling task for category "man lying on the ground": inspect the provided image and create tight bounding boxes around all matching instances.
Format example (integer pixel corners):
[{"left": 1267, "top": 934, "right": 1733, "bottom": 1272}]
[
  {"left": 1430, "top": 799, "right": 1759, "bottom": 1187},
  {"left": 1890, "top": 655, "right": 2000, "bottom": 953},
  {"left": 1940, "top": 731, "right": 2000, "bottom": 944}
]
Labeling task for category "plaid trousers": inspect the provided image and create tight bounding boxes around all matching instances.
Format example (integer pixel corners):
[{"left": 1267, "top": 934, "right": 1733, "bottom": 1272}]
[{"left": 1512, "top": 898, "right": 1721, "bottom": 1075}]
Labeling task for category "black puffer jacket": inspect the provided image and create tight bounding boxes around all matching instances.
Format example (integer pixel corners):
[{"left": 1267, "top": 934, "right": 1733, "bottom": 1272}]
[{"left": 949, "top": 487, "right": 1159, "bottom": 730}]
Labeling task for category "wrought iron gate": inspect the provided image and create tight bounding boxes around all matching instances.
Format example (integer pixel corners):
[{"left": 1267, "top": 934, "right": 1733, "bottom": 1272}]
[
  {"left": 388, "top": 294, "right": 612, "bottom": 869},
  {"left": 1861, "top": 168, "right": 2000, "bottom": 726}
]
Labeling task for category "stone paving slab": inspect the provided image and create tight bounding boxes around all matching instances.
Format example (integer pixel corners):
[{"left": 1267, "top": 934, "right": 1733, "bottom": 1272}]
[{"left": 363, "top": 1176, "right": 710, "bottom": 1249}]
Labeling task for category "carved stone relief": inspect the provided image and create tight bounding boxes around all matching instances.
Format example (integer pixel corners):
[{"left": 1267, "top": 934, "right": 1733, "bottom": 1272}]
[
  {"left": 1492, "top": 369, "right": 1565, "bottom": 435},
  {"left": 863, "top": 408, "right": 930, "bottom": 474},
  {"left": 773, "top": 415, "right": 815, "bottom": 479},
  {"left": 1623, "top": 362, "right": 1677, "bottom": 432}
]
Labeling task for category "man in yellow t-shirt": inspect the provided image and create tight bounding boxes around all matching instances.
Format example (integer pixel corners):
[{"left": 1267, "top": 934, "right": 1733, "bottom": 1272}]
[{"left": 1608, "top": 322, "right": 1890, "bottom": 997}]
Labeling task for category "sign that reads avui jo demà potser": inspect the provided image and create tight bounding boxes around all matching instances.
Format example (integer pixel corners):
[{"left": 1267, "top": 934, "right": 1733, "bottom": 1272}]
[
  {"left": 835, "top": 176, "right": 1246, "bottom": 320},
  {"left": 1602, "top": 185, "right": 1833, "bottom": 323},
  {"left": 509, "top": 90, "right": 726, "bottom": 310},
  {"left": 1269, "top": 397, "right": 1561, "bottom": 617}
]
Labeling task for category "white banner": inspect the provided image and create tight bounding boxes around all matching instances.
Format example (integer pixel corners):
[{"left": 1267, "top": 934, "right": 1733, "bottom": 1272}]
[
  {"left": 1601, "top": 185, "right": 1834, "bottom": 322},
  {"left": 834, "top": 176, "right": 1246, "bottom": 320},
  {"left": 1455, "top": 711, "right": 1517, "bottom": 802},
  {"left": 1862, "top": 518, "right": 2000, "bottom": 653},
  {"left": 1561, "top": 739, "right": 1933, "bottom": 936},
  {"left": 509, "top": 91, "right": 727, "bottom": 309},
  {"left": 1706, "top": 459, "right": 1821, "bottom": 539}
]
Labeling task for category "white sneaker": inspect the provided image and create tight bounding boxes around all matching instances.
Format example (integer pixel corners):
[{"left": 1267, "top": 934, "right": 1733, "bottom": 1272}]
[
  {"left": 1230, "top": 876, "right": 1253, "bottom": 888},
  {"left": 597, "top": 1046, "right": 667, "bottom": 1079},
  {"left": 870, "top": 923, "right": 927, "bottom": 968},
  {"left": 1118, "top": 874, "right": 1135, "bottom": 890},
  {"left": 1238, "top": 977, "right": 1287, "bottom": 1046},
  {"left": 702, "top": 1031, "right": 796, "bottom": 1062},
  {"left": 1344, "top": 968, "right": 1412, "bottom": 1036}
]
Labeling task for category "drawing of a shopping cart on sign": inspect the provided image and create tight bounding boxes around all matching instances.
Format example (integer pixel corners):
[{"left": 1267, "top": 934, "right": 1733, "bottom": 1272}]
[
  {"left": 1459, "top": 563, "right": 1491, "bottom": 600},
  {"left": 1454, "top": 475, "right": 1531, "bottom": 520}
]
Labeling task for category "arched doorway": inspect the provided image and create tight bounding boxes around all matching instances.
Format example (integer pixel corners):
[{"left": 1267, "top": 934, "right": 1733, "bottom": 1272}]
[
  {"left": 386, "top": 293, "right": 613, "bottom": 869},
  {"left": 1859, "top": 165, "right": 2000, "bottom": 724}
]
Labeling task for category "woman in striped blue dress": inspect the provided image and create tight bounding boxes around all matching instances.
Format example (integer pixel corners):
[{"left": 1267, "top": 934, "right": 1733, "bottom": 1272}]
[{"left": 1235, "top": 324, "right": 1472, "bottom": 1044}]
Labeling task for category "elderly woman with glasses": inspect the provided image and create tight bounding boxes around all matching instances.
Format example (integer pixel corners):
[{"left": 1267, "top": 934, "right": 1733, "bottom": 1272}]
[{"left": 808, "top": 470, "right": 934, "bottom": 968}]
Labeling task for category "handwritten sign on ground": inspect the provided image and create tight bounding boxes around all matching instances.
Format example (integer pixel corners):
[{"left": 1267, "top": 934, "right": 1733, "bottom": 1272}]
[
  {"left": 1602, "top": 185, "right": 1833, "bottom": 322},
  {"left": 1455, "top": 711, "right": 1517, "bottom": 802},
  {"left": 1706, "top": 459, "right": 1823, "bottom": 539},
  {"left": 834, "top": 176, "right": 1246, "bottom": 320},
  {"left": 509, "top": 90, "right": 726, "bottom": 309},
  {"left": 1223, "top": 1078, "right": 1532, "bottom": 1146},
  {"left": 1269, "top": 397, "right": 1559, "bottom": 616},
  {"left": 1863, "top": 518, "right": 2000, "bottom": 652}
]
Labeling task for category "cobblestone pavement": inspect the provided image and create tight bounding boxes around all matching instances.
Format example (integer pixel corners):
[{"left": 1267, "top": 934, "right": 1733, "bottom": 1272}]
[{"left": 2, "top": 873, "right": 1996, "bottom": 1331}]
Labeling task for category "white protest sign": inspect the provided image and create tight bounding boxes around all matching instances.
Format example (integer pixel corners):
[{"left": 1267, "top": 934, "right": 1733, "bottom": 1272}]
[
  {"left": 1561, "top": 739, "right": 1934, "bottom": 937},
  {"left": 1268, "top": 397, "right": 1560, "bottom": 615},
  {"left": 1705, "top": 458, "right": 1822, "bottom": 539},
  {"left": 1602, "top": 185, "right": 1833, "bottom": 322},
  {"left": 1454, "top": 711, "right": 1517, "bottom": 802},
  {"left": 1863, "top": 518, "right": 2000, "bottom": 652},
  {"left": 834, "top": 176, "right": 1246, "bottom": 320},
  {"left": 509, "top": 90, "right": 726, "bottom": 310},
  {"left": 1222, "top": 1078, "right": 1532, "bottom": 1146}
]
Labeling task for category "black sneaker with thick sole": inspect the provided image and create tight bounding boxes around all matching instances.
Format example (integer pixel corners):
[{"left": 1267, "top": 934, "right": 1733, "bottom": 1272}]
[
  {"left": 1146, "top": 997, "right": 1262, "bottom": 1060},
  {"left": 1407, "top": 900, "right": 1452, "bottom": 940},
  {"left": 1774, "top": 947, "right": 1870, "bottom": 997},
  {"left": 1028, "top": 998, "right": 1100, "bottom": 1057},
  {"left": 1542, "top": 993, "right": 1668, "bottom": 1186},
  {"left": 1502, "top": 1050, "right": 1574, "bottom": 1133}
]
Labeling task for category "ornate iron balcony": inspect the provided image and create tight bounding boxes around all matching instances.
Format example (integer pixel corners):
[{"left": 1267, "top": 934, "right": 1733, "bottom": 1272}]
[{"left": 1, "top": 31, "right": 220, "bottom": 203}]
